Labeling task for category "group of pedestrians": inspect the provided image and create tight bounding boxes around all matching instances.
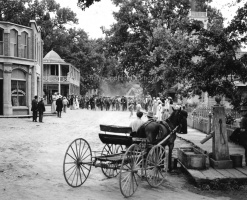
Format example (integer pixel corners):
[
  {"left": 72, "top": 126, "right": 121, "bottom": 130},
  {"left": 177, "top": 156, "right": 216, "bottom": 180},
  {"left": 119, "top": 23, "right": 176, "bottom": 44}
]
[
  {"left": 31, "top": 96, "right": 45, "bottom": 123},
  {"left": 83, "top": 96, "right": 128, "bottom": 111},
  {"left": 129, "top": 95, "right": 188, "bottom": 134}
]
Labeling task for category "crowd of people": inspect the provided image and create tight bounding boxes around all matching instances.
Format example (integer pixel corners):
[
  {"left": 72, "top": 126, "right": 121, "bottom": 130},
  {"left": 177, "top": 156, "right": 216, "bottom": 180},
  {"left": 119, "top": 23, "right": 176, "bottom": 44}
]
[{"left": 31, "top": 93, "right": 187, "bottom": 133}]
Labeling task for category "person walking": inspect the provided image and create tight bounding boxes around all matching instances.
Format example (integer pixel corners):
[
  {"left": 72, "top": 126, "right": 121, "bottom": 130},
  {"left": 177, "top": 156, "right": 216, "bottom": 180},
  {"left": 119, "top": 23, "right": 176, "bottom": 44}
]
[
  {"left": 37, "top": 97, "right": 46, "bottom": 123},
  {"left": 128, "top": 100, "right": 134, "bottom": 118},
  {"left": 70, "top": 94, "right": 74, "bottom": 110},
  {"left": 62, "top": 97, "right": 68, "bottom": 113},
  {"left": 51, "top": 92, "right": 58, "bottom": 114},
  {"left": 56, "top": 95, "right": 63, "bottom": 118},
  {"left": 136, "top": 101, "right": 142, "bottom": 113},
  {"left": 31, "top": 95, "right": 38, "bottom": 122}
]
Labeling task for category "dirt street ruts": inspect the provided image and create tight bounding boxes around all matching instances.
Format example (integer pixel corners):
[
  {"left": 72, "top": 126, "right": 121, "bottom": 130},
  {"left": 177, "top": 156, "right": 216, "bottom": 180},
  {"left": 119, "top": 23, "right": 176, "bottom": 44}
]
[{"left": 0, "top": 109, "right": 246, "bottom": 200}]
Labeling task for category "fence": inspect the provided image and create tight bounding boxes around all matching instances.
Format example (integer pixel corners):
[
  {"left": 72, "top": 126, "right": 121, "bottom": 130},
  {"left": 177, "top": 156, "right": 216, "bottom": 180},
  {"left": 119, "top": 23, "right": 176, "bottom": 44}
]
[{"left": 187, "top": 107, "right": 240, "bottom": 139}]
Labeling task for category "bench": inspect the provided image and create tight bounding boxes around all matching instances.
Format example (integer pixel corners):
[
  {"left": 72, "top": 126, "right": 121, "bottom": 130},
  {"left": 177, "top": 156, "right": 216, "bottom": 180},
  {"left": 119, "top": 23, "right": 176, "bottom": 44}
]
[{"left": 99, "top": 124, "right": 133, "bottom": 146}]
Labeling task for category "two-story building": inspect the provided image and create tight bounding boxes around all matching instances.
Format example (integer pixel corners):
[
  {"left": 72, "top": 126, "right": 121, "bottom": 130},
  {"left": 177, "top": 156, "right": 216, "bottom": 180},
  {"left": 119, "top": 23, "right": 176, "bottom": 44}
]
[
  {"left": 43, "top": 50, "right": 80, "bottom": 104},
  {"left": 0, "top": 20, "right": 43, "bottom": 116}
]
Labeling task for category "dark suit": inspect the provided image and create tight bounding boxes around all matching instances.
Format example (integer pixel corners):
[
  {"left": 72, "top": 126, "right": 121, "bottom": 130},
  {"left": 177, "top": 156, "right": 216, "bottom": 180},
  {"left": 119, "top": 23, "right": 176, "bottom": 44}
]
[
  {"left": 31, "top": 98, "right": 38, "bottom": 122},
  {"left": 37, "top": 100, "right": 45, "bottom": 122},
  {"left": 180, "top": 110, "right": 188, "bottom": 134},
  {"left": 56, "top": 98, "right": 63, "bottom": 118}
]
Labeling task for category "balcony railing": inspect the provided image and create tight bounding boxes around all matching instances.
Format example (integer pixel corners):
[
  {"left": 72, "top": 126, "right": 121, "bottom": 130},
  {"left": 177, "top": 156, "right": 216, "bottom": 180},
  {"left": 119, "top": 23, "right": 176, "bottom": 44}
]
[
  {"left": 189, "top": 11, "right": 207, "bottom": 18},
  {"left": 43, "top": 76, "right": 80, "bottom": 86},
  {"left": 43, "top": 76, "right": 60, "bottom": 82}
]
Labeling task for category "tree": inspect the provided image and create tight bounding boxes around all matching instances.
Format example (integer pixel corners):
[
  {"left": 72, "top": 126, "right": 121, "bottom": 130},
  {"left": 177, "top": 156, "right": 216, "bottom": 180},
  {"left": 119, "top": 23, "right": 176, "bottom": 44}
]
[
  {"left": 77, "top": 0, "right": 101, "bottom": 10},
  {"left": 103, "top": 0, "right": 203, "bottom": 96}
]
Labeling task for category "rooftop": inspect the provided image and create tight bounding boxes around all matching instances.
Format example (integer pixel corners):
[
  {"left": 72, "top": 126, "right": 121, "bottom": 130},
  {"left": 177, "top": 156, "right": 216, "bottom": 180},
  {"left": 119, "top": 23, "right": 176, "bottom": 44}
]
[{"left": 43, "top": 50, "right": 65, "bottom": 63}]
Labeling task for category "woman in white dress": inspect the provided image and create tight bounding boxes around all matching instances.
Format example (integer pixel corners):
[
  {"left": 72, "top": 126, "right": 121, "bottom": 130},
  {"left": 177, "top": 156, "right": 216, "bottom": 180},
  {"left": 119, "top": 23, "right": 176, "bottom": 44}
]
[
  {"left": 164, "top": 98, "right": 170, "bottom": 111},
  {"left": 51, "top": 92, "right": 58, "bottom": 114},
  {"left": 75, "top": 96, "right": 79, "bottom": 109},
  {"left": 152, "top": 98, "right": 157, "bottom": 115},
  {"left": 156, "top": 102, "right": 162, "bottom": 121}
]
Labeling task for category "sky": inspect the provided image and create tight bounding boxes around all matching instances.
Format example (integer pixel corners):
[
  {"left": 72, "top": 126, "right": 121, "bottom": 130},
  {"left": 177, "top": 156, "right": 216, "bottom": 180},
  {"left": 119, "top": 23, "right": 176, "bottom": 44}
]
[
  {"left": 58, "top": 0, "right": 246, "bottom": 39},
  {"left": 58, "top": 0, "right": 119, "bottom": 39}
]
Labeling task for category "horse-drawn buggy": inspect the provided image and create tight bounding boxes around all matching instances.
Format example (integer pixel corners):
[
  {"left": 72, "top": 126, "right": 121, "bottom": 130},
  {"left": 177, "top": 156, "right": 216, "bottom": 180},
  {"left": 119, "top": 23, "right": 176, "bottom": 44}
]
[{"left": 63, "top": 109, "right": 182, "bottom": 197}]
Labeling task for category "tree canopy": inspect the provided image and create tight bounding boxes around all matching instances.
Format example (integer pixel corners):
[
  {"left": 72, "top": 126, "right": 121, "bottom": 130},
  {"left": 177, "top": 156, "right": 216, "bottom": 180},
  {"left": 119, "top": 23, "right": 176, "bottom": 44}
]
[{"left": 98, "top": 0, "right": 247, "bottom": 108}]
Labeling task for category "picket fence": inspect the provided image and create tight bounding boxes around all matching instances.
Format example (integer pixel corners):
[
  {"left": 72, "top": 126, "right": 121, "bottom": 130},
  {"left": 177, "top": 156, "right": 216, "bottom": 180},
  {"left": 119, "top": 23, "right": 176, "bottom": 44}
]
[{"left": 187, "top": 107, "right": 241, "bottom": 138}]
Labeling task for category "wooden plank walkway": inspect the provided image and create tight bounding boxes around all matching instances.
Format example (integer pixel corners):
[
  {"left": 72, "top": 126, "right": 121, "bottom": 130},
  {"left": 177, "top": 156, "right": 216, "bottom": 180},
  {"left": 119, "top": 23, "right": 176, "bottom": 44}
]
[{"left": 176, "top": 127, "right": 247, "bottom": 185}]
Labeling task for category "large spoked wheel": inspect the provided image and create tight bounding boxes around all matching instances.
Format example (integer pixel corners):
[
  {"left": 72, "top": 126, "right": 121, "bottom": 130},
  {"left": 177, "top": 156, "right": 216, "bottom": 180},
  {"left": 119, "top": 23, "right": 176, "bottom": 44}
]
[
  {"left": 101, "top": 144, "right": 123, "bottom": 178},
  {"left": 119, "top": 144, "right": 143, "bottom": 198},
  {"left": 63, "top": 138, "right": 92, "bottom": 187},
  {"left": 145, "top": 145, "right": 167, "bottom": 187}
]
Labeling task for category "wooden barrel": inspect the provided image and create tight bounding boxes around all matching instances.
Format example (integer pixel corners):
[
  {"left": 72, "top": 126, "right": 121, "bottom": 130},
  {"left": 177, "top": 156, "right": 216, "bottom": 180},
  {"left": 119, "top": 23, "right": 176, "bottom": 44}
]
[{"left": 230, "top": 154, "right": 243, "bottom": 168}]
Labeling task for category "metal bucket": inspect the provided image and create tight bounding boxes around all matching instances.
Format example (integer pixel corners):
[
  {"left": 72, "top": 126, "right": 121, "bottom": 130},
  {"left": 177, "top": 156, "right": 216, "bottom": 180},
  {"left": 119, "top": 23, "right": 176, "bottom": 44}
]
[{"left": 230, "top": 154, "right": 243, "bottom": 168}]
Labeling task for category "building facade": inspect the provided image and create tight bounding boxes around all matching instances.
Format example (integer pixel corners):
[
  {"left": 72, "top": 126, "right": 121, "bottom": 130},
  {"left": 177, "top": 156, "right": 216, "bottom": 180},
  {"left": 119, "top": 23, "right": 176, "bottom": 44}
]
[
  {"left": 43, "top": 50, "right": 80, "bottom": 104},
  {"left": 0, "top": 20, "right": 43, "bottom": 115}
]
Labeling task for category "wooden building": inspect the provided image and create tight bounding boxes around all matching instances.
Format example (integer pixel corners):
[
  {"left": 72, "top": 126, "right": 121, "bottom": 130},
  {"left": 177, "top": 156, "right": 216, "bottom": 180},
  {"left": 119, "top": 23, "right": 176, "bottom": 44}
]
[{"left": 43, "top": 50, "right": 80, "bottom": 104}]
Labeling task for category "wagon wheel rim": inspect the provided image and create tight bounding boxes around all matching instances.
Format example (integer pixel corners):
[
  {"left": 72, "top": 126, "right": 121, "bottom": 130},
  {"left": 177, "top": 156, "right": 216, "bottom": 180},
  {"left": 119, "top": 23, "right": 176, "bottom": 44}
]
[
  {"left": 145, "top": 145, "right": 167, "bottom": 187},
  {"left": 101, "top": 144, "right": 123, "bottom": 178},
  {"left": 119, "top": 144, "right": 142, "bottom": 198},
  {"left": 63, "top": 138, "right": 92, "bottom": 187}
]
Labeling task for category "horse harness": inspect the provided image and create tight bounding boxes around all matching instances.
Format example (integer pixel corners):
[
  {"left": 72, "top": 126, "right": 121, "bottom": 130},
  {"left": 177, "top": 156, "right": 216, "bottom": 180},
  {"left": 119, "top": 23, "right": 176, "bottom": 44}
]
[{"left": 141, "top": 119, "right": 172, "bottom": 133}]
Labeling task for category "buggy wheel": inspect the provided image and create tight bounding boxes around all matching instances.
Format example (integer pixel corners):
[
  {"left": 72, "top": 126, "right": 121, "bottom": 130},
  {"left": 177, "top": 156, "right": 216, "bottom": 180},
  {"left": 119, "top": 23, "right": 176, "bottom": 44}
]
[
  {"left": 119, "top": 144, "right": 143, "bottom": 198},
  {"left": 145, "top": 145, "right": 167, "bottom": 187},
  {"left": 63, "top": 138, "right": 92, "bottom": 187},
  {"left": 101, "top": 144, "right": 123, "bottom": 178}
]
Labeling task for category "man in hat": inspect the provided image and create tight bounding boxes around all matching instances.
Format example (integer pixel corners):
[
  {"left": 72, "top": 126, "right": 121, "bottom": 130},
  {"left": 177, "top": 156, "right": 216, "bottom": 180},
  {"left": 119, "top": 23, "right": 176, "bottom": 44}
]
[
  {"left": 37, "top": 97, "right": 46, "bottom": 123},
  {"left": 178, "top": 106, "right": 188, "bottom": 134},
  {"left": 31, "top": 95, "right": 38, "bottom": 122},
  {"left": 230, "top": 105, "right": 247, "bottom": 166},
  {"left": 56, "top": 95, "right": 63, "bottom": 118},
  {"left": 147, "top": 111, "right": 156, "bottom": 122}
]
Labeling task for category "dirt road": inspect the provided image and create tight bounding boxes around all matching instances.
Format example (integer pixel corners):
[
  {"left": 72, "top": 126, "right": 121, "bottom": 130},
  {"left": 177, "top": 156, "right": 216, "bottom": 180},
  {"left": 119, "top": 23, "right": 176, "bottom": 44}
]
[{"left": 0, "top": 109, "right": 243, "bottom": 200}]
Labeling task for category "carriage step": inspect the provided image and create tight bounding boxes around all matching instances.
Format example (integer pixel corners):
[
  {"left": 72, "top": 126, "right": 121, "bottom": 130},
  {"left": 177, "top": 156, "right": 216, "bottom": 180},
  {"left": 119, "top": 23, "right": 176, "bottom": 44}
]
[{"left": 94, "top": 163, "right": 119, "bottom": 170}]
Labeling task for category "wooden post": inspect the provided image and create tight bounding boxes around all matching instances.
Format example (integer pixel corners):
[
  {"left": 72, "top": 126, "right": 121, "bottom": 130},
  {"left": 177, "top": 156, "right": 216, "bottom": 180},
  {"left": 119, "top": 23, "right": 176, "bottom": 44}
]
[
  {"left": 208, "top": 111, "right": 212, "bottom": 135},
  {"left": 192, "top": 109, "right": 196, "bottom": 129},
  {"left": 210, "top": 97, "right": 233, "bottom": 169}
]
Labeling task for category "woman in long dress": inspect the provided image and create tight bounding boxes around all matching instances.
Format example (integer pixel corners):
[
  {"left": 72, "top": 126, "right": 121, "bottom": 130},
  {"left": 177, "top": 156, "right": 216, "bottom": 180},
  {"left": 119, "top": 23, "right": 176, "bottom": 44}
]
[
  {"left": 75, "top": 96, "right": 79, "bottom": 109},
  {"left": 51, "top": 93, "right": 58, "bottom": 114},
  {"left": 152, "top": 99, "right": 157, "bottom": 115},
  {"left": 156, "top": 102, "right": 162, "bottom": 121}
]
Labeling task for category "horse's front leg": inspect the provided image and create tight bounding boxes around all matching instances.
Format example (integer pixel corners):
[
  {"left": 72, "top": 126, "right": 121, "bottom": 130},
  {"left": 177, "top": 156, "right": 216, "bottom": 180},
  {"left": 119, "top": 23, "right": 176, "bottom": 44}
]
[{"left": 168, "top": 144, "right": 174, "bottom": 172}]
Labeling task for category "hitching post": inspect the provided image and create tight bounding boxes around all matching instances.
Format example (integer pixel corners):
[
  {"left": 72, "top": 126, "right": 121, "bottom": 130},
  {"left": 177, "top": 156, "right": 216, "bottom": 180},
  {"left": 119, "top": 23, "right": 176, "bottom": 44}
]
[{"left": 210, "top": 96, "right": 233, "bottom": 169}]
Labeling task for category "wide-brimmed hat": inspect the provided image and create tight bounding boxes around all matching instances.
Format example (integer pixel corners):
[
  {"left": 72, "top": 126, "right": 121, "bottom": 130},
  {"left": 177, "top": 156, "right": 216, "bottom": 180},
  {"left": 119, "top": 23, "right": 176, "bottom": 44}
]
[
  {"left": 175, "top": 105, "right": 181, "bottom": 110},
  {"left": 147, "top": 111, "right": 154, "bottom": 118},
  {"left": 241, "top": 106, "right": 247, "bottom": 111}
]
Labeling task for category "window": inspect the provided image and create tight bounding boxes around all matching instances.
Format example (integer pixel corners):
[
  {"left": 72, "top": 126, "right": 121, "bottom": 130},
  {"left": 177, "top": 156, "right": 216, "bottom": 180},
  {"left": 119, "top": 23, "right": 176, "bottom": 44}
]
[
  {"left": 21, "top": 32, "right": 28, "bottom": 58},
  {"left": 11, "top": 69, "right": 26, "bottom": 106},
  {"left": 34, "top": 35, "right": 37, "bottom": 60},
  {"left": 50, "top": 65, "right": 58, "bottom": 75},
  {"left": 0, "top": 28, "right": 3, "bottom": 55},
  {"left": 10, "top": 29, "right": 18, "bottom": 57}
]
